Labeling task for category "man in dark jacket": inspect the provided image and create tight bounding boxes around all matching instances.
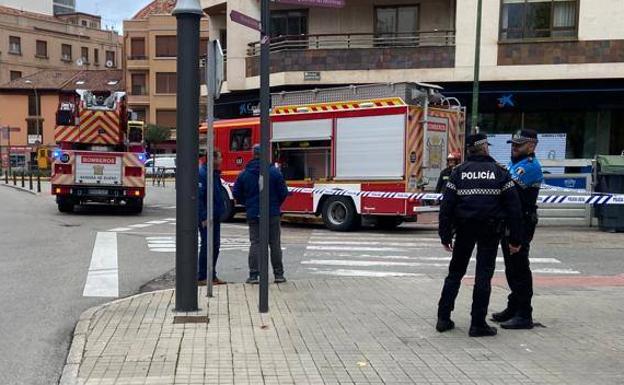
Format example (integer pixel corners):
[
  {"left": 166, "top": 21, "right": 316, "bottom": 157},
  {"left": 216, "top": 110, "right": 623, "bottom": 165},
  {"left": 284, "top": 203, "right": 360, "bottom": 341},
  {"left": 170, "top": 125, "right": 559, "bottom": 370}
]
[
  {"left": 198, "top": 150, "right": 226, "bottom": 286},
  {"left": 437, "top": 133, "right": 523, "bottom": 337},
  {"left": 233, "top": 145, "right": 289, "bottom": 284}
]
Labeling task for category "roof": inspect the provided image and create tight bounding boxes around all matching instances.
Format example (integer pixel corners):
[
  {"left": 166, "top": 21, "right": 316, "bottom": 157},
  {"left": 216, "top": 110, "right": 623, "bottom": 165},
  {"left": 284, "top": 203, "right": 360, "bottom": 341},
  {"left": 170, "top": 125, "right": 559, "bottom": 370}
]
[
  {"left": 132, "top": 0, "right": 177, "bottom": 19},
  {"left": 56, "top": 12, "right": 102, "bottom": 20},
  {"left": 0, "top": 70, "right": 125, "bottom": 92},
  {"left": 0, "top": 4, "right": 60, "bottom": 22}
]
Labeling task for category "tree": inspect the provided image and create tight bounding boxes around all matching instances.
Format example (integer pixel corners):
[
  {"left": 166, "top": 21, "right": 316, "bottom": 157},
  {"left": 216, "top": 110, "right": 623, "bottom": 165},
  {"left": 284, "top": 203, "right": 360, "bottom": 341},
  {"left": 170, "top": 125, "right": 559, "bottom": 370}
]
[{"left": 144, "top": 124, "right": 172, "bottom": 146}]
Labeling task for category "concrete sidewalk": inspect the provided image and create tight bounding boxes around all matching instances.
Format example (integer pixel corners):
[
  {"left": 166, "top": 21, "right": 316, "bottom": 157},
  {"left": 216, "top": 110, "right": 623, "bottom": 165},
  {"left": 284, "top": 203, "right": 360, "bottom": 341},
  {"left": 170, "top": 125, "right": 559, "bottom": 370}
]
[{"left": 61, "top": 277, "right": 624, "bottom": 385}]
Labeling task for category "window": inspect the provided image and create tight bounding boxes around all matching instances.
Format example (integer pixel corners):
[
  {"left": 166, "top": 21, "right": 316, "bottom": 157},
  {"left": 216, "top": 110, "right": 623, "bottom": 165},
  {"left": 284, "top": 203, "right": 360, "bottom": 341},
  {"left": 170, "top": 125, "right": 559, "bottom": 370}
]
[
  {"left": 28, "top": 94, "right": 41, "bottom": 116},
  {"left": 36, "top": 40, "right": 48, "bottom": 58},
  {"left": 94, "top": 48, "right": 100, "bottom": 65},
  {"left": 270, "top": 10, "right": 308, "bottom": 37},
  {"left": 9, "top": 36, "right": 21, "bottom": 55},
  {"left": 230, "top": 129, "right": 252, "bottom": 152},
  {"left": 131, "top": 73, "right": 147, "bottom": 95},
  {"left": 156, "top": 110, "right": 176, "bottom": 129},
  {"left": 10, "top": 71, "right": 22, "bottom": 81},
  {"left": 61, "top": 44, "right": 72, "bottom": 61},
  {"left": 155, "top": 72, "right": 177, "bottom": 94},
  {"left": 133, "top": 108, "right": 147, "bottom": 122},
  {"left": 500, "top": 0, "right": 578, "bottom": 40},
  {"left": 105, "top": 50, "right": 116, "bottom": 67},
  {"left": 130, "top": 38, "right": 146, "bottom": 59},
  {"left": 200, "top": 38, "right": 209, "bottom": 57},
  {"left": 81, "top": 20, "right": 88, "bottom": 26},
  {"left": 27, "top": 120, "right": 42, "bottom": 136},
  {"left": 374, "top": 6, "right": 419, "bottom": 46},
  {"left": 81, "top": 47, "right": 89, "bottom": 63},
  {"left": 155, "top": 36, "right": 177, "bottom": 57}
]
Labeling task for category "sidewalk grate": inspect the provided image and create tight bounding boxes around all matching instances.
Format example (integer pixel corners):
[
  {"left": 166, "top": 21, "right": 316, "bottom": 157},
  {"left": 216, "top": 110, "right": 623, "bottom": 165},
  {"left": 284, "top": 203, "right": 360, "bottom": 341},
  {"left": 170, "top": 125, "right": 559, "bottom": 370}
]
[{"left": 172, "top": 315, "right": 209, "bottom": 324}]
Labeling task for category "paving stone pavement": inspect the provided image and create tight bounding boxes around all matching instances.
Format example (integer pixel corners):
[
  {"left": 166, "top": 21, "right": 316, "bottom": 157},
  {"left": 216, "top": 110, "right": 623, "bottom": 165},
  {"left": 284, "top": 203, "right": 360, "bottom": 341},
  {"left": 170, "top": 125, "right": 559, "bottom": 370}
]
[{"left": 65, "top": 277, "right": 624, "bottom": 385}]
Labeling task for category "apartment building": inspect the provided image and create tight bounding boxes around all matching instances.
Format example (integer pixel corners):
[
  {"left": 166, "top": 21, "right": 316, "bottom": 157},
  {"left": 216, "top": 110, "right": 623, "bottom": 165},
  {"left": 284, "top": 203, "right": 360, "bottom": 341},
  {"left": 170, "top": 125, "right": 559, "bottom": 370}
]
[
  {"left": 0, "top": 5, "right": 122, "bottom": 85},
  {"left": 123, "top": 0, "right": 209, "bottom": 130},
  {"left": 202, "top": 0, "right": 624, "bottom": 158}
]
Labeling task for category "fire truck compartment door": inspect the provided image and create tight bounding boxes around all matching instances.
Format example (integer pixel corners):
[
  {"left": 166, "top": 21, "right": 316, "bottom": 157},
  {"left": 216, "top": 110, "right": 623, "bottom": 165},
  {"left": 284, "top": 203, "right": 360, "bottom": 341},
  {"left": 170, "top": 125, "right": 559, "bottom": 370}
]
[
  {"left": 75, "top": 154, "right": 122, "bottom": 185},
  {"left": 272, "top": 119, "right": 332, "bottom": 142},
  {"left": 336, "top": 114, "right": 405, "bottom": 179}
]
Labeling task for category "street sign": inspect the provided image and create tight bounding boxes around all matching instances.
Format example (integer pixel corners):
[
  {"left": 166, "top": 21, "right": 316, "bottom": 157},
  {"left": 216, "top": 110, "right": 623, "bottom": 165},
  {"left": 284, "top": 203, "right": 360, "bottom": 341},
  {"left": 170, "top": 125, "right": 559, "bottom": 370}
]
[
  {"left": 276, "top": 0, "right": 345, "bottom": 8},
  {"left": 214, "top": 40, "right": 224, "bottom": 99},
  {"left": 230, "top": 10, "right": 262, "bottom": 32},
  {"left": 0, "top": 126, "right": 20, "bottom": 133}
]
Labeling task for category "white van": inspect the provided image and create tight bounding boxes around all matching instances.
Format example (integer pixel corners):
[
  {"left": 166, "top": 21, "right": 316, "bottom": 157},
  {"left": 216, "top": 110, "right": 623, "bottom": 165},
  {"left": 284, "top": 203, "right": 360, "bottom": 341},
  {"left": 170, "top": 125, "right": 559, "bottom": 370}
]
[{"left": 145, "top": 156, "right": 176, "bottom": 176}]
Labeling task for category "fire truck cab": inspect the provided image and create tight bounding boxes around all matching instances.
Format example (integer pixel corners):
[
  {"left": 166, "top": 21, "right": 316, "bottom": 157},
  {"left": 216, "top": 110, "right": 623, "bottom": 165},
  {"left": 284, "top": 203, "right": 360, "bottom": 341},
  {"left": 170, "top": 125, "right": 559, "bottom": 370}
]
[{"left": 205, "top": 83, "right": 465, "bottom": 231}]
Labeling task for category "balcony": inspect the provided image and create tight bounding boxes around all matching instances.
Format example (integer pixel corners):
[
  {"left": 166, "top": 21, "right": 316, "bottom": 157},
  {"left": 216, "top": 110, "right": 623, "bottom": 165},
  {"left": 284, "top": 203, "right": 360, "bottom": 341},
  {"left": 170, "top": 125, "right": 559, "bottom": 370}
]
[
  {"left": 245, "top": 31, "right": 455, "bottom": 77},
  {"left": 128, "top": 86, "right": 149, "bottom": 105},
  {"left": 126, "top": 55, "right": 149, "bottom": 70}
]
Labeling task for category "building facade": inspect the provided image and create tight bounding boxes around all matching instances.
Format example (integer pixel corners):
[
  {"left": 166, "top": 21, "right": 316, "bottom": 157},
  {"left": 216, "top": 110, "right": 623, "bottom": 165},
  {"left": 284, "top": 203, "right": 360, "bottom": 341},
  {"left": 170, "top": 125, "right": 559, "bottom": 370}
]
[
  {"left": 0, "top": 0, "right": 53, "bottom": 15},
  {"left": 0, "top": 69, "right": 124, "bottom": 170},
  {"left": 123, "top": 0, "right": 209, "bottom": 132},
  {"left": 202, "top": 0, "right": 624, "bottom": 158},
  {"left": 0, "top": 5, "right": 122, "bottom": 85},
  {"left": 53, "top": 0, "right": 75, "bottom": 15}
]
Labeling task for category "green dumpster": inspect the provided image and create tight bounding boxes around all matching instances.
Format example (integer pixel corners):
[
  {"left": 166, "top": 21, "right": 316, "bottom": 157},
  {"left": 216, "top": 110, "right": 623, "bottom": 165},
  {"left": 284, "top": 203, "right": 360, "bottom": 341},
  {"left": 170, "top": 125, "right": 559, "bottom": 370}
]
[{"left": 595, "top": 155, "right": 624, "bottom": 232}]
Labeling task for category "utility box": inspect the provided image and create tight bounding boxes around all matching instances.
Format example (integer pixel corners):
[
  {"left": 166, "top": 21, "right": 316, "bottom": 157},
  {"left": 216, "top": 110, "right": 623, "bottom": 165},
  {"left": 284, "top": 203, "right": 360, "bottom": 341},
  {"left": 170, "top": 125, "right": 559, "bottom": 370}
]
[{"left": 594, "top": 154, "right": 624, "bottom": 232}]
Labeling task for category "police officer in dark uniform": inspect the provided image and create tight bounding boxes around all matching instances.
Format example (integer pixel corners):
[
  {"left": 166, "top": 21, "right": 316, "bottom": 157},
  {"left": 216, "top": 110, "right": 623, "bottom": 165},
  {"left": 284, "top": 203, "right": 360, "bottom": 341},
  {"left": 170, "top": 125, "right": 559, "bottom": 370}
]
[
  {"left": 492, "top": 129, "right": 544, "bottom": 329},
  {"left": 437, "top": 133, "right": 523, "bottom": 337}
]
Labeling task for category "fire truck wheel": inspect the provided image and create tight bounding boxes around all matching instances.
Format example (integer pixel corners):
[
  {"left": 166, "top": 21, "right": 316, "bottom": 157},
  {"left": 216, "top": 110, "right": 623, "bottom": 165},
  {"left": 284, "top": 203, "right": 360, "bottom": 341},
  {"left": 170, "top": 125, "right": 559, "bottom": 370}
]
[
  {"left": 322, "top": 197, "right": 359, "bottom": 232},
  {"left": 374, "top": 216, "right": 404, "bottom": 230},
  {"left": 57, "top": 198, "right": 74, "bottom": 213}
]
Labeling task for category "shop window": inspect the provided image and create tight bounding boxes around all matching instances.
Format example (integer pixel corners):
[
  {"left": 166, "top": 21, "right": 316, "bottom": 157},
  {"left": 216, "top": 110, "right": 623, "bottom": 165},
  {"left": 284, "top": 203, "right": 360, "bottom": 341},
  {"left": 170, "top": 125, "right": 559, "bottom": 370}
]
[
  {"left": 155, "top": 36, "right": 177, "bottom": 57},
  {"left": 36, "top": 40, "right": 48, "bottom": 58},
  {"left": 230, "top": 129, "right": 252, "bottom": 152},
  {"left": 500, "top": 0, "right": 578, "bottom": 40}
]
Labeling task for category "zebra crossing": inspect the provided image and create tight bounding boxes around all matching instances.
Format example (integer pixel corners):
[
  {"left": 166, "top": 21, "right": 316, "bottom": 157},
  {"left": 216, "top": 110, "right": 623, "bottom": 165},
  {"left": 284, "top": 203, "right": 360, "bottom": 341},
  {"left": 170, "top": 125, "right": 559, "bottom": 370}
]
[
  {"left": 145, "top": 234, "right": 250, "bottom": 253},
  {"left": 301, "top": 230, "right": 580, "bottom": 278}
]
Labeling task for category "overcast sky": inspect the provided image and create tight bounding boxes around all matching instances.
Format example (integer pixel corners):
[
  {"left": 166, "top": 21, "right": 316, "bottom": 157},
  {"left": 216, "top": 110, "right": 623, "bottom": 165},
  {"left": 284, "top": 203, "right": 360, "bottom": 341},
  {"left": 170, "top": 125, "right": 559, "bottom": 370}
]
[{"left": 77, "top": 0, "right": 153, "bottom": 32}]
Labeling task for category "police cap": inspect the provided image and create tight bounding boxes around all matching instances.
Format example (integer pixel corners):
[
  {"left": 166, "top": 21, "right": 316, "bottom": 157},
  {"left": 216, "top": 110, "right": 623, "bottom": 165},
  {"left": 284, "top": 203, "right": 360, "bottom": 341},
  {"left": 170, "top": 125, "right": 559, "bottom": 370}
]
[
  {"left": 466, "top": 133, "right": 491, "bottom": 149},
  {"left": 508, "top": 129, "right": 538, "bottom": 144}
]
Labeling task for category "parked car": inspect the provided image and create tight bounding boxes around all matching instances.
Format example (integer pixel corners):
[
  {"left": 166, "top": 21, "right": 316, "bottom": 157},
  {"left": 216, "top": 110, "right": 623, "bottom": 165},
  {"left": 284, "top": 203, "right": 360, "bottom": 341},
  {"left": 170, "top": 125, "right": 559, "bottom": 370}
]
[{"left": 145, "top": 156, "right": 176, "bottom": 176}]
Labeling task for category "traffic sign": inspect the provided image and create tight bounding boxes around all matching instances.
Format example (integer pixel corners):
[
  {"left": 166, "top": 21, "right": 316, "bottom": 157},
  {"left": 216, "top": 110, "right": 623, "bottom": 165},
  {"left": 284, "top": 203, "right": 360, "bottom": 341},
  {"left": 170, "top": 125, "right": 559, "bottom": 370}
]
[
  {"left": 230, "top": 10, "right": 262, "bottom": 32},
  {"left": 0, "top": 126, "right": 20, "bottom": 133},
  {"left": 276, "top": 0, "right": 345, "bottom": 7}
]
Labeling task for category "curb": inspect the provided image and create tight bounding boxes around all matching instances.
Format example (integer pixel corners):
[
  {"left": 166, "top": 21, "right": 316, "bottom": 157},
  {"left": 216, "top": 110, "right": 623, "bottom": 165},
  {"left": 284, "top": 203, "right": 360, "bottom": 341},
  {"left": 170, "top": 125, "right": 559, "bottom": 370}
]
[
  {"left": 0, "top": 182, "right": 39, "bottom": 196},
  {"left": 57, "top": 289, "right": 175, "bottom": 385}
]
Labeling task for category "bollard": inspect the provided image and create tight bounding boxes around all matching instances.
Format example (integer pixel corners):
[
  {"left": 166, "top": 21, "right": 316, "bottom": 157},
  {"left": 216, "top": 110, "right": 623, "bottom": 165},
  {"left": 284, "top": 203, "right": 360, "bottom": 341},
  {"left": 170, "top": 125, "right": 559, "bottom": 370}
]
[
  {"left": 4, "top": 170, "right": 7, "bottom": 184},
  {"left": 13, "top": 172, "right": 16, "bottom": 185},
  {"left": 37, "top": 174, "right": 41, "bottom": 193},
  {"left": 21, "top": 172, "right": 25, "bottom": 188},
  {"left": 29, "top": 173, "right": 33, "bottom": 190}
]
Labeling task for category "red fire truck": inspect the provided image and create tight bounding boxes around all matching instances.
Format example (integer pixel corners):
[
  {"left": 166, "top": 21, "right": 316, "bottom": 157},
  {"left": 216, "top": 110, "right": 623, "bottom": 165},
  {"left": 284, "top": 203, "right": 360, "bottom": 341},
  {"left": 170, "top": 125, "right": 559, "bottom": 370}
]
[
  {"left": 51, "top": 90, "right": 146, "bottom": 213},
  {"left": 202, "top": 83, "right": 465, "bottom": 231}
]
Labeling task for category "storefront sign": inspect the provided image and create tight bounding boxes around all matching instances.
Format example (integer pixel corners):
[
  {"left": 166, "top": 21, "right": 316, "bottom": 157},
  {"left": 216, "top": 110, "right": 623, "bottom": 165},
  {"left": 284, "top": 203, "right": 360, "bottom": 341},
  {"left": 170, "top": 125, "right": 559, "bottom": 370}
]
[
  {"left": 304, "top": 72, "right": 321, "bottom": 81},
  {"left": 27, "top": 135, "right": 42, "bottom": 145}
]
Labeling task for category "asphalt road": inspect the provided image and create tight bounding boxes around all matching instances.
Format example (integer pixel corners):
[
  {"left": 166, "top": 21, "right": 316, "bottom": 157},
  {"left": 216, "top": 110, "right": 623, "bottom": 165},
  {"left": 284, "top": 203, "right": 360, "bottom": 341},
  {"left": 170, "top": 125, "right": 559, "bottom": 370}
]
[{"left": 1, "top": 182, "right": 624, "bottom": 385}]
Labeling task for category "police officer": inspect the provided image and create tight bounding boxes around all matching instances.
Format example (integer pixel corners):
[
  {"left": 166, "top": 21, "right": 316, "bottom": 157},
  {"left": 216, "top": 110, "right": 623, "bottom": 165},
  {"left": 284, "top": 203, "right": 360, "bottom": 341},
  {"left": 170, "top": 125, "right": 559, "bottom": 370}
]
[
  {"left": 437, "top": 133, "right": 523, "bottom": 337},
  {"left": 492, "top": 129, "right": 544, "bottom": 329},
  {"left": 435, "top": 151, "right": 462, "bottom": 194}
]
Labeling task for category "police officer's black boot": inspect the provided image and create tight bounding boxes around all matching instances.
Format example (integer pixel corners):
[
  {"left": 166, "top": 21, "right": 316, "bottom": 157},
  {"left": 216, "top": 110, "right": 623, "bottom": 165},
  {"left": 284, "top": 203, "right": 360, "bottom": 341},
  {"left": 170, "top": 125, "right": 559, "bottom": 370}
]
[
  {"left": 436, "top": 318, "right": 455, "bottom": 333},
  {"left": 491, "top": 308, "right": 515, "bottom": 323},
  {"left": 469, "top": 321, "right": 498, "bottom": 337},
  {"left": 500, "top": 315, "right": 533, "bottom": 330}
]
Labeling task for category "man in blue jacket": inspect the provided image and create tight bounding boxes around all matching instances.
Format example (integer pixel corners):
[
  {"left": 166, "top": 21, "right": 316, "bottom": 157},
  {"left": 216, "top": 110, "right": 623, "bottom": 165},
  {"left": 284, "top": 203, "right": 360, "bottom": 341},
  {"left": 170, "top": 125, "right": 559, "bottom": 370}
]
[
  {"left": 198, "top": 150, "right": 226, "bottom": 286},
  {"left": 233, "top": 144, "right": 289, "bottom": 284}
]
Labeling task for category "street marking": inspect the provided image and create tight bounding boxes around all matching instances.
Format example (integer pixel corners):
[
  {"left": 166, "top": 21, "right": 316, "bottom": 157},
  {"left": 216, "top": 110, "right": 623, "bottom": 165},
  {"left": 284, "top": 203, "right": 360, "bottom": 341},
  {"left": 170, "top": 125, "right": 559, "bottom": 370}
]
[
  {"left": 129, "top": 223, "right": 152, "bottom": 228},
  {"left": 146, "top": 220, "right": 168, "bottom": 224},
  {"left": 83, "top": 232, "right": 118, "bottom": 298},
  {"left": 301, "top": 259, "right": 449, "bottom": 268},
  {"left": 164, "top": 218, "right": 176, "bottom": 221},
  {"left": 306, "top": 268, "right": 423, "bottom": 278},
  {"left": 108, "top": 227, "right": 130, "bottom": 232},
  {"left": 306, "top": 245, "right": 404, "bottom": 252},
  {"left": 530, "top": 268, "right": 580, "bottom": 275},
  {"left": 303, "top": 254, "right": 561, "bottom": 264},
  {"left": 309, "top": 240, "right": 439, "bottom": 247},
  {"left": 165, "top": 206, "right": 176, "bottom": 209}
]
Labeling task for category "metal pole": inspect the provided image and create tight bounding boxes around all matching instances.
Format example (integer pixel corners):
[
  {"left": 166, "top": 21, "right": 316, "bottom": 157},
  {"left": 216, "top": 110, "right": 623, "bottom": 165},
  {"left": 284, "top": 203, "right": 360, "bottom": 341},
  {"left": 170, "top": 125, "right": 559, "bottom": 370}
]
[
  {"left": 35, "top": 87, "right": 40, "bottom": 145},
  {"left": 259, "top": 0, "right": 271, "bottom": 314},
  {"left": 470, "top": 0, "right": 483, "bottom": 134},
  {"left": 37, "top": 173, "right": 41, "bottom": 193},
  {"left": 173, "top": 0, "right": 203, "bottom": 312},
  {"left": 29, "top": 172, "right": 33, "bottom": 190},
  {"left": 206, "top": 40, "right": 215, "bottom": 298}
]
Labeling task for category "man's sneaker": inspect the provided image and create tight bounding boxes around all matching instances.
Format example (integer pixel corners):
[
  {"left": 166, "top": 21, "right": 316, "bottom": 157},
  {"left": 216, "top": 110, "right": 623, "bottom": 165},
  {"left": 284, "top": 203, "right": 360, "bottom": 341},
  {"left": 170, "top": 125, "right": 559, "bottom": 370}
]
[
  {"left": 435, "top": 319, "right": 455, "bottom": 333},
  {"left": 245, "top": 276, "right": 259, "bottom": 285},
  {"left": 274, "top": 276, "right": 287, "bottom": 284},
  {"left": 491, "top": 308, "right": 515, "bottom": 323},
  {"left": 197, "top": 280, "right": 207, "bottom": 287},
  {"left": 212, "top": 278, "right": 227, "bottom": 285},
  {"left": 500, "top": 316, "right": 534, "bottom": 330},
  {"left": 469, "top": 323, "right": 498, "bottom": 337}
]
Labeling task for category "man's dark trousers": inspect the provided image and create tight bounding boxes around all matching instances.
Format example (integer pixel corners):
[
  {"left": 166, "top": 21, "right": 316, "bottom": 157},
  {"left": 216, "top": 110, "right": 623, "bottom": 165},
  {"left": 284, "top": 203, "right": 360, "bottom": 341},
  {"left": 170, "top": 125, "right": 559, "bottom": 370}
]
[
  {"left": 438, "top": 221, "right": 502, "bottom": 324},
  {"left": 501, "top": 216, "right": 536, "bottom": 317},
  {"left": 248, "top": 216, "right": 284, "bottom": 278},
  {"left": 198, "top": 221, "right": 221, "bottom": 281}
]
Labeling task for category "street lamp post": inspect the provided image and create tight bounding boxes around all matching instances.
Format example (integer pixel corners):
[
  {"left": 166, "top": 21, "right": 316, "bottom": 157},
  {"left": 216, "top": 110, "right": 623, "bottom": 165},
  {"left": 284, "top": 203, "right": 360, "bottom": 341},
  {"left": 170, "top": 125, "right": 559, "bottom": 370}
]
[
  {"left": 25, "top": 80, "right": 40, "bottom": 168},
  {"left": 471, "top": 0, "right": 483, "bottom": 134},
  {"left": 172, "top": 0, "right": 203, "bottom": 312}
]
